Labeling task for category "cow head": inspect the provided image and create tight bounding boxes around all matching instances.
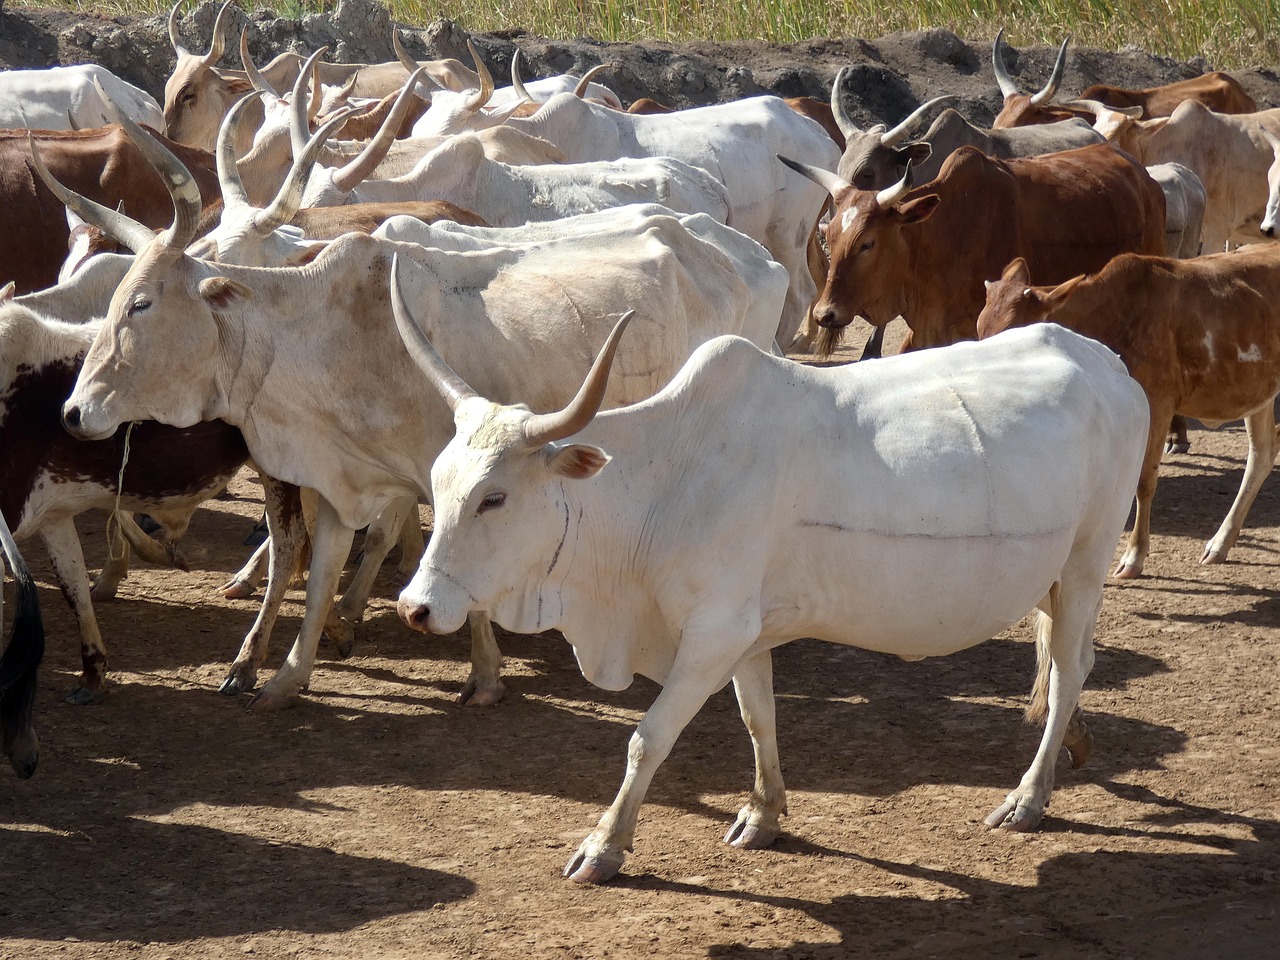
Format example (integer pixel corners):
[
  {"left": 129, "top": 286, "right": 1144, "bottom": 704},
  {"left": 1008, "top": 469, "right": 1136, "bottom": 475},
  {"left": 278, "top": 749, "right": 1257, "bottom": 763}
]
[
  {"left": 829, "top": 67, "right": 948, "bottom": 189},
  {"left": 976, "top": 258, "right": 1086, "bottom": 339},
  {"left": 393, "top": 259, "right": 629, "bottom": 636},
  {"left": 779, "top": 156, "right": 939, "bottom": 352},
  {"left": 1055, "top": 98, "right": 1148, "bottom": 154},
  {"left": 164, "top": 0, "right": 251, "bottom": 152},
  {"left": 44, "top": 111, "right": 251, "bottom": 440},
  {"left": 991, "top": 29, "right": 1072, "bottom": 128}
]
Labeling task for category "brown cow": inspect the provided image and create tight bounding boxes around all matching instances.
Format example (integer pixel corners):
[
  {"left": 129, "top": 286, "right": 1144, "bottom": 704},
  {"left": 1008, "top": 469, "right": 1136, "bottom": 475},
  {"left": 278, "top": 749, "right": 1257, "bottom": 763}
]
[
  {"left": 779, "top": 142, "right": 1166, "bottom": 356},
  {"left": 0, "top": 126, "right": 219, "bottom": 294},
  {"left": 1078, "top": 71, "right": 1256, "bottom": 119},
  {"left": 991, "top": 30, "right": 1078, "bottom": 129},
  {"left": 978, "top": 249, "right": 1280, "bottom": 579}
]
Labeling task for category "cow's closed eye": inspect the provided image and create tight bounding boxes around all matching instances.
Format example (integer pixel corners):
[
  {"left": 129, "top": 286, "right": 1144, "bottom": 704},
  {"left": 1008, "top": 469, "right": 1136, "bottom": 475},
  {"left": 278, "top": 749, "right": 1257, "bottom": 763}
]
[
  {"left": 127, "top": 297, "right": 151, "bottom": 316},
  {"left": 477, "top": 492, "right": 506, "bottom": 515}
]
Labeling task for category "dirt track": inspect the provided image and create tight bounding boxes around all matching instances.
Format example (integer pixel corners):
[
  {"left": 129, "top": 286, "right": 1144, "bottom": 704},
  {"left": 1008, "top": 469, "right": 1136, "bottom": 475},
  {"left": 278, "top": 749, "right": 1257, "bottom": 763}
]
[{"left": 4, "top": 322, "right": 1279, "bottom": 959}]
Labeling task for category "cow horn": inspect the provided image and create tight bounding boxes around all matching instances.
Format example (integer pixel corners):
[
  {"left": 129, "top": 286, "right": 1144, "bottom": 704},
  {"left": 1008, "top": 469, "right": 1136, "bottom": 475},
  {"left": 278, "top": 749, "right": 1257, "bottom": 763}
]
[
  {"left": 573, "top": 64, "right": 607, "bottom": 99},
  {"left": 880, "top": 95, "right": 957, "bottom": 147},
  {"left": 202, "top": 0, "right": 236, "bottom": 68},
  {"left": 875, "top": 161, "right": 913, "bottom": 208},
  {"left": 168, "top": 0, "right": 192, "bottom": 58},
  {"left": 523, "top": 311, "right": 634, "bottom": 446},
  {"left": 1029, "top": 36, "right": 1071, "bottom": 106},
  {"left": 511, "top": 49, "right": 534, "bottom": 104},
  {"left": 94, "top": 77, "right": 202, "bottom": 258},
  {"left": 239, "top": 27, "right": 279, "bottom": 98},
  {"left": 390, "top": 253, "right": 479, "bottom": 413},
  {"left": 215, "top": 90, "right": 262, "bottom": 210},
  {"left": 307, "top": 58, "right": 325, "bottom": 124},
  {"left": 392, "top": 29, "right": 420, "bottom": 75},
  {"left": 465, "top": 39, "right": 494, "bottom": 113},
  {"left": 288, "top": 46, "right": 329, "bottom": 160},
  {"left": 330, "top": 66, "right": 430, "bottom": 194},
  {"left": 28, "top": 134, "right": 156, "bottom": 255},
  {"left": 992, "top": 28, "right": 1020, "bottom": 99},
  {"left": 777, "top": 154, "right": 852, "bottom": 199},
  {"left": 255, "top": 105, "right": 359, "bottom": 234},
  {"left": 829, "top": 66, "right": 860, "bottom": 138}
]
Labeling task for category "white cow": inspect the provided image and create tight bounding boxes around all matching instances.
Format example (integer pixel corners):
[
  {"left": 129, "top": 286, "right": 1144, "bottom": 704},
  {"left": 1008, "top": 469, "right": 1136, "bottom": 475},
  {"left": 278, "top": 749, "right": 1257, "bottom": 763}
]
[
  {"left": 0, "top": 64, "right": 165, "bottom": 132},
  {"left": 393, "top": 300, "right": 1148, "bottom": 884},
  {"left": 57, "top": 117, "right": 789, "bottom": 709}
]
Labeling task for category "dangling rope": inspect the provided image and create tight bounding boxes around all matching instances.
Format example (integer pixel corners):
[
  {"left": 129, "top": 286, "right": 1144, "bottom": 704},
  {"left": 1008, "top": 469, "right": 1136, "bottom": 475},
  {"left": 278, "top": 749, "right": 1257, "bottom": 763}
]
[{"left": 105, "top": 421, "right": 137, "bottom": 562}]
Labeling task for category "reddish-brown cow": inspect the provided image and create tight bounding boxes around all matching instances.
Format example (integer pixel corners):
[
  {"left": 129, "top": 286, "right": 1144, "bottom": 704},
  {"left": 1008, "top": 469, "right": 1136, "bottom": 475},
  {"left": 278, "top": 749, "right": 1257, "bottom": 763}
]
[
  {"left": 978, "top": 249, "right": 1280, "bottom": 579},
  {"left": 1078, "top": 72, "right": 1256, "bottom": 119}
]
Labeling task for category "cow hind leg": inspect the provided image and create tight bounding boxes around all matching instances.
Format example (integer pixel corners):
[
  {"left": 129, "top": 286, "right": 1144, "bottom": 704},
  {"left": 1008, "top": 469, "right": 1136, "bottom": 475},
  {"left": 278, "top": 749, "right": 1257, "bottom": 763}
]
[
  {"left": 724, "top": 649, "right": 787, "bottom": 849},
  {"left": 1202, "top": 400, "right": 1278, "bottom": 564},
  {"left": 986, "top": 571, "right": 1100, "bottom": 832},
  {"left": 40, "top": 519, "right": 108, "bottom": 704},
  {"left": 1114, "top": 402, "right": 1171, "bottom": 579},
  {"left": 459, "top": 611, "right": 505, "bottom": 706},
  {"left": 329, "top": 496, "right": 418, "bottom": 656},
  {"left": 90, "top": 519, "right": 131, "bottom": 601},
  {"left": 1164, "top": 414, "right": 1190, "bottom": 456}
]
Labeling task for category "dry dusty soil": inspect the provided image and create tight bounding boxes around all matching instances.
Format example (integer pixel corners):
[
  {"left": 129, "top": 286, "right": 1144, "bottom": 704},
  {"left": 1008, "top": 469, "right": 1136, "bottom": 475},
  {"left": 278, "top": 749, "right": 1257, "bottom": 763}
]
[{"left": 3, "top": 323, "right": 1280, "bottom": 960}]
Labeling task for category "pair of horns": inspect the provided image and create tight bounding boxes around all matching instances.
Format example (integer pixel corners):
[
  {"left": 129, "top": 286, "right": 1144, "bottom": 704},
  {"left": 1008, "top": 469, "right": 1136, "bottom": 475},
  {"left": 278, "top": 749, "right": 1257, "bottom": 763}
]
[
  {"left": 993, "top": 28, "right": 1070, "bottom": 105},
  {"left": 168, "top": 0, "right": 236, "bottom": 65},
  {"left": 778, "top": 155, "right": 914, "bottom": 208},
  {"left": 829, "top": 67, "right": 955, "bottom": 146},
  {"left": 390, "top": 253, "right": 632, "bottom": 446},
  {"left": 510, "top": 49, "right": 610, "bottom": 104},
  {"left": 394, "top": 33, "right": 494, "bottom": 114}
]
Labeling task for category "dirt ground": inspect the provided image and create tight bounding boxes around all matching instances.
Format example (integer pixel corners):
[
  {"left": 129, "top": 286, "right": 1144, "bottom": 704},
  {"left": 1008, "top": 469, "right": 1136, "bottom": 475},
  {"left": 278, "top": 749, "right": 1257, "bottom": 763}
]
[{"left": 2, "top": 322, "right": 1278, "bottom": 959}]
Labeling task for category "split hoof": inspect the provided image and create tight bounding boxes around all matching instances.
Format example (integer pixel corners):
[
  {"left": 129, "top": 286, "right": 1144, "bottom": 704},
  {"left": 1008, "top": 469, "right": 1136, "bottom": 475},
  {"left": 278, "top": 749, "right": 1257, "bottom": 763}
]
[
  {"left": 1164, "top": 440, "right": 1190, "bottom": 455},
  {"left": 563, "top": 847, "right": 625, "bottom": 884},
  {"left": 89, "top": 580, "right": 120, "bottom": 602},
  {"left": 65, "top": 685, "right": 105, "bottom": 706},
  {"left": 247, "top": 689, "right": 298, "bottom": 713},
  {"left": 723, "top": 816, "right": 780, "bottom": 850},
  {"left": 219, "top": 668, "right": 257, "bottom": 697},
  {"left": 220, "top": 578, "right": 257, "bottom": 600},
  {"left": 984, "top": 797, "right": 1044, "bottom": 832},
  {"left": 1111, "top": 559, "right": 1143, "bottom": 580},
  {"left": 6, "top": 733, "right": 39, "bottom": 780},
  {"left": 458, "top": 678, "right": 506, "bottom": 707},
  {"left": 1200, "top": 543, "right": 1228, "bottom": 565},
  {"left": 323, "top": 618, "right": 356, "bottom": 659}
]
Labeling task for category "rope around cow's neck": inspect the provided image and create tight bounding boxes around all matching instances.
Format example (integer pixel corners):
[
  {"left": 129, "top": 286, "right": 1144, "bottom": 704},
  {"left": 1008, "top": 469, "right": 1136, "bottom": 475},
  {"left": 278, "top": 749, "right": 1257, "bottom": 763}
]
[{"left": 106, "top": 421, "right": 137, "bottom": 563}]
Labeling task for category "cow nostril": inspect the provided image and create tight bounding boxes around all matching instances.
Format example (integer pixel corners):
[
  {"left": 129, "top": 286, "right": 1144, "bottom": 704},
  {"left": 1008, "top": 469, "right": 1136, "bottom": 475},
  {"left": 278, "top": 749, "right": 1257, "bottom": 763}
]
[
  {"left": 1265, "top": 226, "right": 1275, "bottom": 239},
  {"left": 62, "top": 404, "right": 82, "bottom": 431},
  {"left": 398, "top": 601, "right": 431, "bottom": 632}
]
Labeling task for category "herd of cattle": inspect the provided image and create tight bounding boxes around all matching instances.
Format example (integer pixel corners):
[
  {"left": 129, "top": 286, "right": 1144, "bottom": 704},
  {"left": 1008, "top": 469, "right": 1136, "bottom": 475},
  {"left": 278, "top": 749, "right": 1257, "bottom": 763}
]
[{"left": 1, "top": 3, "right": 1279, "bottom": 884}]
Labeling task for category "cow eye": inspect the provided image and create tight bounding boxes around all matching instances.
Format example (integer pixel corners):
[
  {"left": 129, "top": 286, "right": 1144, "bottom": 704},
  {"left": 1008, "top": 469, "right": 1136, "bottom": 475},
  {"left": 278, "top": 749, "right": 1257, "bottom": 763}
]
[
  {"left": 180, "top": 89, "right": 196, "bottom": 105},
  {"left": 127, "top": 296, "right": 151, "bottom": 316},
  {"left": 860, "top": 240, "right": 875, "bottom": 253},
  {"left": 477, "top": 492, "right": 506, "bottom": 515},
  {"left": 853, "top": 170, "right": 874, "bottom": 189}
]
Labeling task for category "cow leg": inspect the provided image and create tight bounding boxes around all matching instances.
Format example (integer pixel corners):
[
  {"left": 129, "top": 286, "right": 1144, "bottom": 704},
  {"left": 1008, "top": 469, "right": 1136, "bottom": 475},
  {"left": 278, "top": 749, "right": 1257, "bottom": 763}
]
[
  {"left": 1113, "top": 401, "right": 1171, "bottom": 579},
  {"left": 564, "top": 627, "right": 753, "bottom": 884},
  {"left": 221, "top": 478, "right": 306, "bottom": 696},
  {"left": 986, "top": 571, "right": 1100, "bottom": 831},
  {"left": 723, "top": 649, "right": 787, "bottom": 849},
  {"left": 858, "top": 325, "right": 887, "bottom": 360},
  {"left": 1202, "top": 400, "right": 1278, "bottom": 564},
  {"left": 39, "top": 518, "right": 108, "bottom": 704},
  {"left": 90, "top": 519, "right": 131, "bottom": 601},
  {"left": 1165, "top": 414, "right": 1190, "bottom": 455},
  {"left": 249, "top": 495, "right": 355, "bottom": 712},
  {"left": 459, "top": 611, "right": 505, "bottom": 706},
  {"left": 330, "top": 496, "right": 417, "bottom": 654},
  {"left": 395, "top": 504, "right": 424, "bottom": 579},
  {"left": 221, "top": 540, "right": 269, "bottom": 599}
]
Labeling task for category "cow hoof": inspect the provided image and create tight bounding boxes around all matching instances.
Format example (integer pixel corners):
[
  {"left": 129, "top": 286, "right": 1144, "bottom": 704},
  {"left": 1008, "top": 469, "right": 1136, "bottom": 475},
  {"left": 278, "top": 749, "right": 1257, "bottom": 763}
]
[
  {"left": 220, "top": 578, "right": 256, "bottom": 600},
  {"left": 1111, "top": 559, "right": 1143, "bottom": 580},
  {"left": 1200, "top": 542, "right": 1228, "bottom": 565},
  {"left": 219, "top": 669, "right": 257, "bottom": 697},
  {"left": 1164, "top": 440, "right": 1190, "bottom": 455},
  {"left": 724, "top": 815, "right": 781, "bottom": 850},
  {"left": 1064, "top": 723, "right": 1093, "bottom": 769},
  {"left": 458, "top": 677, "right": 506, "bottom": 707},
  {"left": 247, "top": 687, "right": 299, "bottom": 712},
  {"left": 89, "top": 580, "right": 120, "bottom": 602},
  {"left": 323, "top": 619, "right": 356, "bottom": 659},
  {"left": 65, "top": 685, "right": 105, "bottom": 706},
  {"left": 6, "top": 732, "right": 39, "bottom": 780},
  {"left": 563, "top": 847, "right": 625, "bottom": 884},
  {"left": 984, "top": 797, "right": 1044, "bottom": 832}
]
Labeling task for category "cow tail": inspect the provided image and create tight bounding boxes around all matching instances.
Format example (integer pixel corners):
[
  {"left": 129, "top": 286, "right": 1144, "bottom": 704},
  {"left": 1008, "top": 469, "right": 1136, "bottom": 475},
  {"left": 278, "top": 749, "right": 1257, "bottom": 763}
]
[
  {"left": 0, "top": 512, "right": 44, "bottom": 778},
  {"left": 1024, "top": 583, "right": 1061, "bottom": 728}
]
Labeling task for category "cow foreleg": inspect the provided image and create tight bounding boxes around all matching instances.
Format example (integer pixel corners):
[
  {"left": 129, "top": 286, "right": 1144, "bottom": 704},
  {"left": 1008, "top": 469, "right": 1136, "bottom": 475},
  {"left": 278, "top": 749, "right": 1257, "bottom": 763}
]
[
  {"left": 1114, "top": 401, "right": 1170, "bottom": 579},
  {"left": 221, "top": 540, "right": 269, "bottom": 599},
  {"left": 329, "top": 496, "right": 418, "bottom": 656},
  {"left": 1165, "top": 414, "right": 1190, "bottom": 456},
  {"left": 90, "top": 517, "right": 131, "bottom": 601},
  {"left": 459, "top": 611, "right": 505, "bottom": 706},
  {"left": 395, "top": 506, "right": 424, "bottom": 579},
  {"left": 249, "top": 496, "right": 355, "bottom": 712},
  {"left": 564, "top": 626, "right": 754, "bottom": 884},
  {"left": 986, "top": 574, "right": 1099, "bottom": 832},
  {"left": 222, "top": 478, "right": 305, "bottom": 696},
  {"left": 724, "top": 649, "right": 787, "bottom": 849},
  {"left": 40, "top": 518, "right": 108, "bottom": 704},
  {"left": 1202, "top": 400, "right": 1278, "bottom": 564}
]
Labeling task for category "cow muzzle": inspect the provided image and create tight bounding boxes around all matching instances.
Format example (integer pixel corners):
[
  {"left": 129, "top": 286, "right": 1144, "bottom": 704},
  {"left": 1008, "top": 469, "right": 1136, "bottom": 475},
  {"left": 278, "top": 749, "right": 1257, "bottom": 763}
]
[
  {"left": 811, "top": 302, "right": 854, "bottom": 330},
  {"left": 60, "top": 400, "right": 115, "bottom": 442},
  {"left": 396, "top": 597, "right": 433, "bottom": 633}
]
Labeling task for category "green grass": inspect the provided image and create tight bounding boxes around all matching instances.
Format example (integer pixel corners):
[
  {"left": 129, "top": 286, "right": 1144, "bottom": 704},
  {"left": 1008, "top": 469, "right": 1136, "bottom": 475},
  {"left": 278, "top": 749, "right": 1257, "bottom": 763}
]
[{"left": 16, "top": 0, "right": 1280, "bottom": 69}]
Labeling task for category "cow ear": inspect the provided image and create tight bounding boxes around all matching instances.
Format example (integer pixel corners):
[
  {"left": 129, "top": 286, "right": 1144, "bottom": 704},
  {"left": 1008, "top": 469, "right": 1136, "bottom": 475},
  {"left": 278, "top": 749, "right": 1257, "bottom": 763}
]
[
  {"left": 1001, "top": 257, "right": 1031, "bottom": 283},
  {"left": 198, "top": 276, "right": 253, "bottom": 310},
  {"left": 898, "top": 141, "right": 932, "bottom": 165},
  {"left": 226, "top": 77, "right": 254, "bottom": 96},
  {"left": 0, "top": 281, "right": 14, "bottom": 303},
  {"left": 894, "top": 194, "right": 940, "bottom": 224},
  {"left": 283, "top": 242, "right": 329, "bottom": 267},
  {"left": 547, "top": 443, "right": 611, "bottom": 480},
  {"left": 1043, "top": 274, "right": 1086, "bottom": 310}
]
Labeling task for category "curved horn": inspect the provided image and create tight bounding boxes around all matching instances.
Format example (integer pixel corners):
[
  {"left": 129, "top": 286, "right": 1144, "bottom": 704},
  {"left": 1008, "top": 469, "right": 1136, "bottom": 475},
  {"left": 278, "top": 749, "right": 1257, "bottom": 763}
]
[
  {"left": 330, "top": 65, "right": 429, "bottom": 194},
  {"left": 202, "top": 0, "right": 236, "bottom": 68},
  {"left": 254, "top": 105, "right": 358, "bottom": 234},
  {"left": 239, "top": 27, "right": 279, "bottom": 98},
  {"left": 94, "top": 77, "right": 201, "bottom": 257},
  {"left": 992, "top": 28, "right": 1020, "bottom": 99},
  {"left": 1058, "top": 98, "right": 1143, "bottom": 120},
  {"left": 392, "top": 29, "right": 420, "bottom": 74},
  {"left": 28, "top": 134, "right": 156, "bottom": 254},
  {"left": 288, "top": 46, "right": 329, "bottom": 159},
  {"left": 1029, "top": 36, "right": 1071, "bottom": 106},
  {"left": 777, "top": 154, "right": 852, "bottom": 199},
  {"left": 510, "top": 49, "right": 534, "bottom": 104},
  {"left": 829, "top": 66, "right": 860, "bottom": 138},
  {"left": 465, "top": 39, "right": 494, "bottom": 113},
  {"left": 307, "top": 57, "right": 325, "bottom": 124},
  {"left": 168, "top": 0, "right": 191, "bottom": 58},
  {"left": 875, "top": 161, "right": 913, "bottom": 208},
  {"left": 523, "top": 311, "right": 634, "bottom": 446},
  {"left": 215, "top": 90, "right": 262, "bottom": 210},
  {"left": 572, "top": 64, "right": 608, "bottom": 99},
  {"left": 390, "top": 253, "right": 479, "bottom": 412},
  {"left": 880, "top": 95, "right": 957, "bottom": 147}
]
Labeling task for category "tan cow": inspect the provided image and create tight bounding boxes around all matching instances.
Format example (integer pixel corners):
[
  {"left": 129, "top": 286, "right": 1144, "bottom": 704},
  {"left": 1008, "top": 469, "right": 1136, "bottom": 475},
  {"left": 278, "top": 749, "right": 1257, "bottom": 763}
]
[{"left": 978, "top": 249, "right": 1280, "bottom": 579}]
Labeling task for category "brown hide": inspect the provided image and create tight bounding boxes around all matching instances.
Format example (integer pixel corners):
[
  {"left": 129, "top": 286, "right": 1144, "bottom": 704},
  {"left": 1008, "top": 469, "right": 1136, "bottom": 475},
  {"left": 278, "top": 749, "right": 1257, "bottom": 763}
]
[
  {"left": 812, "top": 143, "right": 1166, "bottom": 350},
  {"left": 627, "top": 98, "right": 675, "bottom": 115},
  {"left": 329, "top": 91, "right": 431, "bottom": 141},
  {"left": 993, "top": 95, "right": 1092, "bottom": 128},
  {"left": 1079, "top": 72, "right": 1256, "bottom": 119},
  {"left": 0, "top": 126, "right": 220, "bottom": 294},
  {"left": 289, "top": 200, "right": 488, "bottom": 241},
  {"left": 786, "top": 97, "right": 844, "bottom": 152}
]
